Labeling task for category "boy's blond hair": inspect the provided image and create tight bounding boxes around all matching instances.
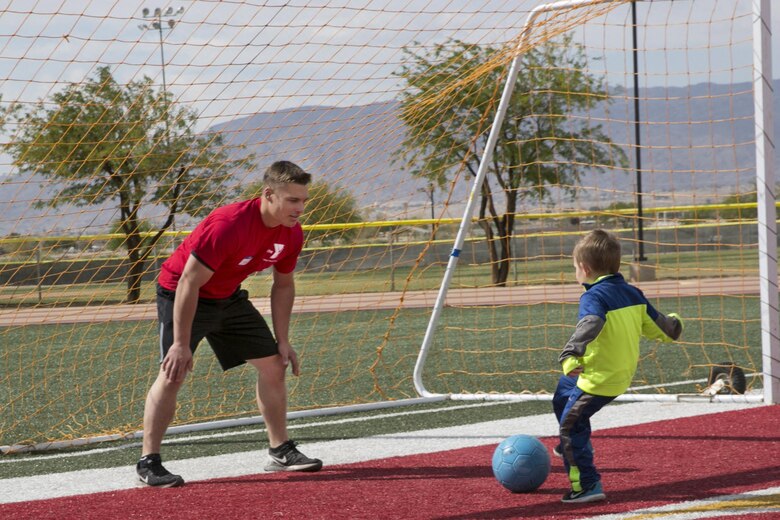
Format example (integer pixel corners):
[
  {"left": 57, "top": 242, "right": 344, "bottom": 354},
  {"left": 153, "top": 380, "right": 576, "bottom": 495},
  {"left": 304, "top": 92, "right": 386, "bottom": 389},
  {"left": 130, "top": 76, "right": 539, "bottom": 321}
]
[{"left": 573, "top": 229, "right": 621, "bottom": 276}]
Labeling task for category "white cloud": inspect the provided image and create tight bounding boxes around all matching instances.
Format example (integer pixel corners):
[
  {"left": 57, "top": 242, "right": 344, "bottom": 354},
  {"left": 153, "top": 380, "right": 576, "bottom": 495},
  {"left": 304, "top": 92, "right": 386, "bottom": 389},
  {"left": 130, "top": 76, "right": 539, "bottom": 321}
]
[{"left": 0, "top": 0, "right": 775, "bottom": 123}]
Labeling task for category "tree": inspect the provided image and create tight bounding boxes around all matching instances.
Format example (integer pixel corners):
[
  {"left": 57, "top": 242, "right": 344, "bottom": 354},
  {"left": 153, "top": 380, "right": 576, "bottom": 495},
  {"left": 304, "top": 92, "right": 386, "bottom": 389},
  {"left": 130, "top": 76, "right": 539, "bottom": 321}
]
[
  {"left": 599, "top": 201, "right": 636, "bottom": 227},
  {"left": 242, "top": 179, "right": 362, "bottom": 244},
  {"left": 696, "top": 189, "right": 758, "bottom": 221},
  {"left": 106, "top": 218, "right": 155, "bottom": 252},
  {"left": 395, "top": 37, "right": 627, "bottom": 285},
  {"left": 1, "top": 66, "right": 254, "bottom": 302}
]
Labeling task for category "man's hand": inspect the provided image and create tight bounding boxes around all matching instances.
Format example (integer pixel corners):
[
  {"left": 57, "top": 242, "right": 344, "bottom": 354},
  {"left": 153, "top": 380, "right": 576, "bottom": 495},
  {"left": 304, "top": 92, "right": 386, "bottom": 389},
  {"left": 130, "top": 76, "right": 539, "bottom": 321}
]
[
  {"left": 567, "top": 366, "right": 583, "bottom": 377},
  {"left": 162, "top": 343, "right": 193, "bottom": 382},
  {"left": 277, "top": 340, "right": 300, "bottom": 376}
]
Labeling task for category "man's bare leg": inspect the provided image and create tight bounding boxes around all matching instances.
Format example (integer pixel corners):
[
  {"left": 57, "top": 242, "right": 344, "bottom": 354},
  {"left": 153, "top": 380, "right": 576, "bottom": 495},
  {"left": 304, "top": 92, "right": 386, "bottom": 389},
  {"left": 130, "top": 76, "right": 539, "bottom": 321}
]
[
  {"left": 249, "top": 356, "right": 322, "bottom": 472},
  {"left": 248, "top": 356, "right": 288, "bottom": 447},
  {"left": 137, "top": 370, "right": 185, "bottom": 487}
]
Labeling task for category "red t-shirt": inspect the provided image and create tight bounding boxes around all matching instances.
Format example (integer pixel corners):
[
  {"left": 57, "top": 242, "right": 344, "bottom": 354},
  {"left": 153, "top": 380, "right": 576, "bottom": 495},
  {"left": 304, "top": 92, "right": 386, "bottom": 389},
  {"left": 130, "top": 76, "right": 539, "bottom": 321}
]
[{"left": 158, "top": 198, "right": 303, "bottom": 299}]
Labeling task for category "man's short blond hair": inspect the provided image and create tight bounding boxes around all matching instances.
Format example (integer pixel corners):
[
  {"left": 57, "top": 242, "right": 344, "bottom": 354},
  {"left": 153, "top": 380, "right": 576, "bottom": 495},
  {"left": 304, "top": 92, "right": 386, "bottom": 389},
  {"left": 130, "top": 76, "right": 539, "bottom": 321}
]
[
  {"left": 263, "top": 161, "right": 311, "bottom": 188},
  {"left": 572, "top": 229, "right": 621, "bottom": 275}
]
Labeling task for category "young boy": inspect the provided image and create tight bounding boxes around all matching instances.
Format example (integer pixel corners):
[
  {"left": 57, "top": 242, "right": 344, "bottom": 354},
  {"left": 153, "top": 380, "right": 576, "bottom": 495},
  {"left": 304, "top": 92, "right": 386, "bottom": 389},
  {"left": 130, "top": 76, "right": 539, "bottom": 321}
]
[{"left": 553, "top": 229, "right": 683, "bottom": 503}]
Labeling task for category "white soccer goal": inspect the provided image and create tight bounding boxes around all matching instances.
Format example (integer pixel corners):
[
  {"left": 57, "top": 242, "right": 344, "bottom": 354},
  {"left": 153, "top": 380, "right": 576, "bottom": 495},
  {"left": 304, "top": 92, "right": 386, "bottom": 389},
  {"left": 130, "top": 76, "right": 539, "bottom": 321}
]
[{"left": 413, "top": 0, "right": 778, "bottom": 404}]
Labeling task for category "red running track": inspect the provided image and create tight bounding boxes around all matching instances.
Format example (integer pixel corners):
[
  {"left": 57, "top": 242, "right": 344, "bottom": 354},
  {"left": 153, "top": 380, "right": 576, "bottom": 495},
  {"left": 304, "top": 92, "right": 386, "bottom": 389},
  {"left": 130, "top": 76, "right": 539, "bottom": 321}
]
[{"left": 2, "top": 406, "right": 778, "bottom": 519}]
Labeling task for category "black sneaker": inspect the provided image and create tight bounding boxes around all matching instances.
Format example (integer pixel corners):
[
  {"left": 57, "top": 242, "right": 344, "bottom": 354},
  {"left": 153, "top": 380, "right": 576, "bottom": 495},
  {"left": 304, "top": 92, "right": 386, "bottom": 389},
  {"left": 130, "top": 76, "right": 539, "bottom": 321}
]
[
  {"left": 137, "top": 454, "right": 185, "bottom": 488},
  {"left": 561, "top": 481, "right": 606, "bottom": 503},
  {"left": 265, "top": 440, "right": 323, "bottom": 472}
]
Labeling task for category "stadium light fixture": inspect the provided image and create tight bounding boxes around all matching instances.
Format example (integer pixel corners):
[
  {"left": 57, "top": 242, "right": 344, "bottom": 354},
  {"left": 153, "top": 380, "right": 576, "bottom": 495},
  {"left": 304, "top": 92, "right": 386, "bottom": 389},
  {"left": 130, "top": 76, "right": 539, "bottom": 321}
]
[
  {"left": 138, "top": 5, "right": 185, "bottom": 112},
  {"left": 138, "top": 5, "right": 185, "bottom": 237}
]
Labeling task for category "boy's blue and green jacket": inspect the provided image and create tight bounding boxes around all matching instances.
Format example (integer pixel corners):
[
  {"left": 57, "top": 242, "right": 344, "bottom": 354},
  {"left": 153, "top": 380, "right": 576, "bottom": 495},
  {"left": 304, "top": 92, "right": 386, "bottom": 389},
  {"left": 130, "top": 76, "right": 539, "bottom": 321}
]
[{"left": 559, "top": 272, "right": 683, "bottom": 397}]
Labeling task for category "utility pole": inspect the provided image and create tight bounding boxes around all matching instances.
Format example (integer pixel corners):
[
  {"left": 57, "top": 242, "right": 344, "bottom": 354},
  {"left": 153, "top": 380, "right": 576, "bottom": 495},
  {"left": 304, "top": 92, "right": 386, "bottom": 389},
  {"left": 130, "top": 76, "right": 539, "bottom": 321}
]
[
  {"left": 419, "top": 182, "right": 436, "bottom": 241},
  {"left": 631, "top": 1, "right": 646, "bottom": 262}
]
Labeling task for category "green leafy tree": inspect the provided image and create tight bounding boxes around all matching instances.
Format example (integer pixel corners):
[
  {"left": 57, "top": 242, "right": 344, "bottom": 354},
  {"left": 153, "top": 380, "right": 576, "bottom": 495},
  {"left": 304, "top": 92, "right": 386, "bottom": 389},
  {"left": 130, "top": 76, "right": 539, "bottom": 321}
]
[
  {"left": 0, "top": 233, "right": 36, "bottom": 258},
  {"left": 395, "top": 36, "right": 627, "bottom": 285},
  {"left": 599, "top": 201, "right": 636, "bottom": 227},
  {"left": 1, "top": 66, "right": 254, "bottom": 302},
  {"left": 242, "top": 179, "right": 362, "bottom": 244},
  {"left": 106, "top": 218, "right": 155, "bottom": 251},
  {"left": 696, "top": 190, "right": 758, "bottom": 221}
]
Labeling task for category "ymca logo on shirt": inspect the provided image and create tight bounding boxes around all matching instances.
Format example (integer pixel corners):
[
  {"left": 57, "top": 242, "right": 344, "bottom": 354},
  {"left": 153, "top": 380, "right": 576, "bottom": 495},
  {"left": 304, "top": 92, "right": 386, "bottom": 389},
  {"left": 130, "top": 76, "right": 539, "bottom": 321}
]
[{"left": 264, "top": 243, "right": 285, "bottom": 262}]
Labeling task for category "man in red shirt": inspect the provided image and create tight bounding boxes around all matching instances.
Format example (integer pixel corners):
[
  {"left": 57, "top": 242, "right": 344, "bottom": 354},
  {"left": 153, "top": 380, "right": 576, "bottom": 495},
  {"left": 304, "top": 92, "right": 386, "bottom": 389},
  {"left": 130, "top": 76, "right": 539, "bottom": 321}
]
[{"left": 137, "top": 161, "right": 322, "bottom": 488}]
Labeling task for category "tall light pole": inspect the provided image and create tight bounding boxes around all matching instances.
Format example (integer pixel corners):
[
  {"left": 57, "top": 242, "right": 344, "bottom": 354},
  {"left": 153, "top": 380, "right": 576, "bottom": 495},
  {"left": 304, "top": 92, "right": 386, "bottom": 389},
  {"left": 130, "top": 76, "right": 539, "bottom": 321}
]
[
  {"left": 139, "top": 6, "right": 184, "bottom": 245},
  {"left": 138, "top": 6, "right": 184, "bottom": 143}
]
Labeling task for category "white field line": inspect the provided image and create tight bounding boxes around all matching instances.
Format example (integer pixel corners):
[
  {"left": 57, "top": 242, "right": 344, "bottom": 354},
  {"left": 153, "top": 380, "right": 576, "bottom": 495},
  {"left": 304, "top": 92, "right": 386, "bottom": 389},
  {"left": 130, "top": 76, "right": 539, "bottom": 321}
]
[
  {"left": 0, "top": 401, "right": 763, "bottom": 505},
  {"left": 0, "top": 400, "right": 511, "bottom": 464},
  {"left": 576, "top": 486, "right": 780, "bottom": 520}
]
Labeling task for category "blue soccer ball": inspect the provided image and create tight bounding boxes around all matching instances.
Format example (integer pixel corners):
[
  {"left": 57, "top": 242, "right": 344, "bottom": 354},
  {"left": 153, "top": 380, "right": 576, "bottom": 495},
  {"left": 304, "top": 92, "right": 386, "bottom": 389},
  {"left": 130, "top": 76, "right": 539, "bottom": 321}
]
[{"left": 492, "top": 434, "right": 551, "bottom": 493}]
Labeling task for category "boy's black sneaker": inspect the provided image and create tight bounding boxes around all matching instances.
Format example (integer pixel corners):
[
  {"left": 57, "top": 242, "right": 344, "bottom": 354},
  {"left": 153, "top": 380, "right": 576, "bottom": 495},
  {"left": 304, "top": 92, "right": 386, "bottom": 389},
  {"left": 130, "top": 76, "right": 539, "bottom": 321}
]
[
  {"left": 137, "top": 454, "right": 185, "bottom": 488},
  {"left": 561, "top": 481, "right": 606, "bottom": 503},
  {"left": 265, "top": 440, "right": 323, "bottom": 472}
]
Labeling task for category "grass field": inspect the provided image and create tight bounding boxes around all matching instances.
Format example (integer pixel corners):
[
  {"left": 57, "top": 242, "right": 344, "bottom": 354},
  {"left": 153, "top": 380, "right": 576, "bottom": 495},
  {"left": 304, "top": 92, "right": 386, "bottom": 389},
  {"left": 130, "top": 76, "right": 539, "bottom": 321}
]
[
  {"left": 0, "top": 294, "right": 763, "bottom": 452},
  {"left": 0, "top": 249, "right": 761, "bottom": 307}
]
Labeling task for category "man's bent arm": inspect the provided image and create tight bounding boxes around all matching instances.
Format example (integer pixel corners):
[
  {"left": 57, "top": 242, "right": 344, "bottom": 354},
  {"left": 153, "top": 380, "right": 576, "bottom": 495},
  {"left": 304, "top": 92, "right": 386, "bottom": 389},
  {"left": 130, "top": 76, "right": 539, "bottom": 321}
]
[
  {"left": 270, "top": 270, "right": 295, "bottom": 342},
  {"left": 165, "top": 255, "right": 214, "bottom": 381},
  {"left": 271, "top": 269, "right": 298, "bottom": 375}
]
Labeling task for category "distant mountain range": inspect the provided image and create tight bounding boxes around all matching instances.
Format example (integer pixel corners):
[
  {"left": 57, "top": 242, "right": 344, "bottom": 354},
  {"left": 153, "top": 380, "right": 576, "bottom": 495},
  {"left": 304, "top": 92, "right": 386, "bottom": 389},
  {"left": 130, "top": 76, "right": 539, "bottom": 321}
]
[{"left": 1, "top": 80, "right": 776, "bottom": 236}]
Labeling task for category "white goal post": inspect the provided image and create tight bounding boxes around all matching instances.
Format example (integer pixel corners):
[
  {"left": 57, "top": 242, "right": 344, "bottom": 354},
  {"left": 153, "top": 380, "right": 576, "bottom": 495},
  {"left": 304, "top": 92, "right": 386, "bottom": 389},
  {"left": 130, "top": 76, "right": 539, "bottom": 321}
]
[{"left": 413, "top": 0, "right": 778, "bottom": 404}]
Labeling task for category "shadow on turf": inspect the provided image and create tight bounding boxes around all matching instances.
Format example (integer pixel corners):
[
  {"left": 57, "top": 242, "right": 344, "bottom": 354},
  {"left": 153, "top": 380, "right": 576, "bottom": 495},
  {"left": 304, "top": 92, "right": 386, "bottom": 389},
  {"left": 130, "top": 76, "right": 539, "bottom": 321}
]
[
  {"left": 432, "top": 464, "right": 780, "bottom": 519},
  {"left": 184, "top": 456, "right": 780, "bottom": 520},
  {"left": 599, "top": 432, "right": 776, "bottom": 444},
  {"left": 203, "top": 464, "right": 527, "bottom": 485}
]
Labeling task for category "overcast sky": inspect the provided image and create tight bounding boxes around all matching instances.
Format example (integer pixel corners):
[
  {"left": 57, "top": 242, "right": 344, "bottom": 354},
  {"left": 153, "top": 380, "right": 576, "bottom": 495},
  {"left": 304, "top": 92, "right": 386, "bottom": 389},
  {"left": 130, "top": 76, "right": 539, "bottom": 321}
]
[{"left": 0, "top": 0, "right": 776, "bottom": 128}]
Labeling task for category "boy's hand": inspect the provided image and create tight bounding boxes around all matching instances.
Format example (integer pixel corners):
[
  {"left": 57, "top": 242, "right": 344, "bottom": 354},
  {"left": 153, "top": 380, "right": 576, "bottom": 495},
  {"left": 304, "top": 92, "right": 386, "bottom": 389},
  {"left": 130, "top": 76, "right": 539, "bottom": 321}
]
[
  {"left": 668, "top": 312, "right": 684, "bottom": 331},
  {"left": 567, "top": 366, "right": 583, "bottom": 377}
]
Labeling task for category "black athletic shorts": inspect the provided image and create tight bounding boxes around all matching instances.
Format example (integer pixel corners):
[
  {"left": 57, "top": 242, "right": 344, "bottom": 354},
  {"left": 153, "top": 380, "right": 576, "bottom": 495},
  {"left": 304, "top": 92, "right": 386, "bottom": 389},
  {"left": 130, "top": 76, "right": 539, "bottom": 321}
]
[{"left": 156, "top": 284, "right": 279, "bottom": 371}]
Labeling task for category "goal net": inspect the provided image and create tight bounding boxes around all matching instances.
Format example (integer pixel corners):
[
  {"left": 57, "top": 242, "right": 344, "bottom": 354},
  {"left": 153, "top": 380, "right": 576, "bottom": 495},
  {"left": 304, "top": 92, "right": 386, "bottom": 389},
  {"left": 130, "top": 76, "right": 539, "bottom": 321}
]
[
  {"left": 413, "top": 0, "right": 776, "bottom": 404},
  {"left": 0, "top": 0, "right": 775, "bottom": 452}
]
